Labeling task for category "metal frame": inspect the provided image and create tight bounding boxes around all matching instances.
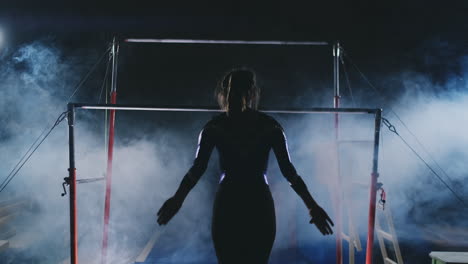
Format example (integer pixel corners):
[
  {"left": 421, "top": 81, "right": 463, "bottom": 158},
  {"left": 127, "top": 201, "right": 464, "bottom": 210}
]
[
  {"left": 66, "top": 102, "right": 382, "bottom": 264},
  {"left": 65, "top": 37, "right": 382, "bottom": 264}
]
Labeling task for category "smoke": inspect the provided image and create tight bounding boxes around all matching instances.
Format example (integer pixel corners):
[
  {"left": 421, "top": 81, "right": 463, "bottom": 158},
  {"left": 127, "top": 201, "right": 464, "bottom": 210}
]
[
  {"left": 0, "top": 39, "right": 466, "bottom": 264},
  {"left": 0, "top": 41, "right": 218, "bottom": 263},
  {"left": 380, "top": 80, "right": 468, "bottom": 236},
  {"left": 280, "top": 61, "right": 468, "bottom": 262}
]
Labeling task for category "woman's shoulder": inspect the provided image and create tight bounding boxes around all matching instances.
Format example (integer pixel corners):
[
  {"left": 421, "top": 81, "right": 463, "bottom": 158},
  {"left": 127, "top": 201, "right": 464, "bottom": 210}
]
[
  {"left": 255, "top": 111, "right": 282, "bottom": 129},
  {"left": 202, "top": 110, "right": 282, "bottom": 129},
  {"left": 204, "top": 112, "right": 227, "bottom": 128}
]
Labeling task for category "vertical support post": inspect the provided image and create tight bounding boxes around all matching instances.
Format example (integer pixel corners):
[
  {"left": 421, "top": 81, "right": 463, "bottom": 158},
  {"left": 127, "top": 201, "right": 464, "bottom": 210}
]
[
  {"left": 101, "top": 37, "right": 119, "bottom": 264},
  {"left": 333, "top": 42, "right": 341, "bottom": 110},
  {"left": 333, "top": 41, "right": 343, "bottom": 264},
  {"left": 365, "top": 109, "right": 382, "bottom": 264},
  {"left": 67, "top": 103, "right": 78, "bottom": 264}
]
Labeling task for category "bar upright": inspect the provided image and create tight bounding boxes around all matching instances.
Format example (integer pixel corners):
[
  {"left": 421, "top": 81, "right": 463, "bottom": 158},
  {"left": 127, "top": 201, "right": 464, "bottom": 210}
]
[
  {"left": 101, "top": 37, "right": 119, "bottom": 264},
  {"left": 365, "top": 109, "right": 382, "bottom": 264},
  {"left": 333, "top": 41, "right": 343, "bottom": 264},
  {"left": 67, "top": 103, "right": 78, "bottom": 264}
]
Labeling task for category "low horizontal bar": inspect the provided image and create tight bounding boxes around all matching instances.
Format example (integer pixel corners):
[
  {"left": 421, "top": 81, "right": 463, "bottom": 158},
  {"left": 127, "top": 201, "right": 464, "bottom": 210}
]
[
  {"left": 71, "top": 103, "right": 379, "bottom": 114},
  {"left": 125, "top": 39, "right": 329, "bottom": 46}
]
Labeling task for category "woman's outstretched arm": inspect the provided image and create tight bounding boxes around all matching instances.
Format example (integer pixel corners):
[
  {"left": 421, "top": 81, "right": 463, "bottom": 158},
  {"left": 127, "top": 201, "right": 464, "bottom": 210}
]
[
  {"left": 271, "top": 124, "right": 334, "bottom": 235},
  {"left": 157, "top": 126, "right": 215, "bottom": 225}
]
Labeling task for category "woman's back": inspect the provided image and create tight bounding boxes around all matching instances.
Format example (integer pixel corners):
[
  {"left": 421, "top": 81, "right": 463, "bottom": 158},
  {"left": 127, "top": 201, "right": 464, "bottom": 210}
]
[
  {"left": 207, "top": 109, "right": 279, "bottom": 182},
  {"left": 156, "top": 68, "right": 333, "bottom": 264},
  {"left": 208, "top": 110, "right": 278, "bottom": 264}
]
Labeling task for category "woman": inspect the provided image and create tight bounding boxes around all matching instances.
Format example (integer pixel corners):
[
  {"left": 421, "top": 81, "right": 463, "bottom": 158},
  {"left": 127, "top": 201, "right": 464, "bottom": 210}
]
[{"left": 157, "top": 69, "right": 334, "bottom": 264}]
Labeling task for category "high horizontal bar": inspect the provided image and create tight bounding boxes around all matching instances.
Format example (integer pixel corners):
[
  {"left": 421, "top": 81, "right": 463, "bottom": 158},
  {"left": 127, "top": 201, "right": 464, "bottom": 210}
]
[
  {"left": 125, "top": 39, "right": 329, "bottom": 46},
  {"left": 71, "top": 103, "right": 380, "bottom": 114}
]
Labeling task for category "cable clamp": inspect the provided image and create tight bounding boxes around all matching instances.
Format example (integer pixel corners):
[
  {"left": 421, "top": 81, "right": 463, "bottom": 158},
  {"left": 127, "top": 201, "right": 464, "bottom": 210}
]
[
  {"left": 377, "top": 182, "right": 386, "bottom": 210},
  {"left": 382, "top": 117, "right": 398, "bottom": 135}
]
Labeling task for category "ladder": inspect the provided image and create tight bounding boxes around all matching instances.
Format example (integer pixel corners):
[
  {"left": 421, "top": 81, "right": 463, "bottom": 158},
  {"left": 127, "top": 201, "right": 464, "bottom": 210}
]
[
  {"left": 336, "top": 140, "right": 366, "bottom": 264},
  {"left": 341, "top": 201, "right": 363, "bottom": 264},
  {"left": 340, "top": 187, "right": 404, "bottom": 264},
  {"left": 336, "top": 140, "right": 404, "bottom": 264},
  {"left": 375, "top": 194, "right": 404, "bottom": 264}
]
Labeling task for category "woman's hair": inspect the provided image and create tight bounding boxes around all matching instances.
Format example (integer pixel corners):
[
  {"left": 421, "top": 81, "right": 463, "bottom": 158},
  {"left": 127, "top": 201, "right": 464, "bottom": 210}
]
[{"left": 216, "top": 68, "right": 260, "bottom": 112}]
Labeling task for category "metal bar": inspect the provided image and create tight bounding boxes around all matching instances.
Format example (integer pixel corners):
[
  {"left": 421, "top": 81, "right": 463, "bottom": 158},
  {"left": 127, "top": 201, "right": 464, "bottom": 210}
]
[
  {"left": 101, "top": 37, "right": 119, "bottom": 264},
  {"left": 366, "top": 109, "right": 383, "bottom": 264},
  {"left": 384, "top": 258, "right": 398, "bottom": 264},
  {"left": 333, "top": 41, "right": 343, "bottom": 264},
  {"left": 333, "top": 42, "right": 341, "bottom": 109},
  {"left": 111, "top": 38, "right": 119, "bottom": 94},
  {"left": 125, "top": 38, "right": 329, "bottom": 46},
  {"left": 0, "top": 240, "right": 9, "bottom": 251},
  {"left": 72, "top": 103, "right": 379, "bottom": 114},
  {"left": 341, "top": 232, "right": 351, "bottom": 242},
  {"left": 135, "top": 229, "right": 165, "bottom": 262},
  {"left": 377, "top": 229, "right": 393, "bottom": 240},
  {"left": 67, "top": 103, "right": 78, "bottom": 264}
]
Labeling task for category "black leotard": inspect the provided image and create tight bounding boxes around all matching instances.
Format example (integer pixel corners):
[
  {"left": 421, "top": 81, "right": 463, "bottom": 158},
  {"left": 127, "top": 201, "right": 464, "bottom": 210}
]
[{"left": 176, "top": 108, "right": 302, "bottom": 264}]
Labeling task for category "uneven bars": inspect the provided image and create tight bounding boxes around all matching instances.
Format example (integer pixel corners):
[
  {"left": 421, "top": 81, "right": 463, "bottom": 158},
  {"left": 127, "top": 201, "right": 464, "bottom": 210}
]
[
  {"left": 72, "top": 103, "right": 379, "bottom": 114},
  {"left": 125, "top": 39, "right": 329, "bottom": 46}
]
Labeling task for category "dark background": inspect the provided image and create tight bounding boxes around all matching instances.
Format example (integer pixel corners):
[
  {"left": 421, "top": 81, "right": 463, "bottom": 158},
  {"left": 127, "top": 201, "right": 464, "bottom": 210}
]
[
  {"left": 2, "top": 1, "right": 468, "bottom": 85},
  {"left": 2, "top": 0, "right": 467, "bottom": 110},
  {"left": 0, "top": 1, "right": 467, "bottom": 263}
]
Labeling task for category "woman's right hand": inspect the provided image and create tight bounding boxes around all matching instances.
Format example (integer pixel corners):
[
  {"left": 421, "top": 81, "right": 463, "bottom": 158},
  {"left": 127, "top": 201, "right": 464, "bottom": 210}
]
[
  {"left": 157, "top": 196, "right": 183, "bottom": 225},
  {"left": 309, "top": 205, "right": 334, "bottom": 235}
]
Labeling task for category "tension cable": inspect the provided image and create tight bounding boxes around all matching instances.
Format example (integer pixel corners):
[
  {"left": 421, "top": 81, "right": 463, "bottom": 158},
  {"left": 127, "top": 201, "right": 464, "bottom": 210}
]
[
  {"left": 382, "top": 117, "right": 467, "bottom": 208},
  {"left": 0, "top": 111, "right": 69, "bottom": 193},
  {"left": 0, "top": 46, "right": 112, "bottom": 194},
  {"left": 340, "top": 54, "right": 357, "bottom": 107},
  {"left": 343, "top": 50, "right": 460, "bottom": 194},
  {"left": 67, "top": 46, "right": 112, "bottom": 103},
  {"left": 98, "top": 52, "right": 112, "bottom": 104}
]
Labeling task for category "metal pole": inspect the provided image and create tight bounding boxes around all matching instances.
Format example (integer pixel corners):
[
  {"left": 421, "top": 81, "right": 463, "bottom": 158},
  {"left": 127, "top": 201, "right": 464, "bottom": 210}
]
[
  {"left": 125, "top": 38, "right": 329, "bottom": 46},
  {"left": 334, "top": 42, "right": 341, "bottom": 109},
  {"left": 333, "top": 41, "right": 343, "bottom": 264},
  {"left": 101, "top": 37, "right": 119, "bottom": 264},
  {"left": 365, "top": 109, "right": 382, "bottom": 264},
  {"left": 67, "top": 103, "right": 78, "bottom": 264},
  {"left": 74, "top": 104, "right": 379, "bottom": 114}
]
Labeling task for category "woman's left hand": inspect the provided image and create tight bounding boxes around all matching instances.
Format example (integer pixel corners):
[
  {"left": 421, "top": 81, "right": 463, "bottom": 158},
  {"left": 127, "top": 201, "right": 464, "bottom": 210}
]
[{"left": 309, "top": 205, "right": 334, "bottom": 235}]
